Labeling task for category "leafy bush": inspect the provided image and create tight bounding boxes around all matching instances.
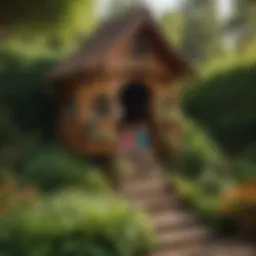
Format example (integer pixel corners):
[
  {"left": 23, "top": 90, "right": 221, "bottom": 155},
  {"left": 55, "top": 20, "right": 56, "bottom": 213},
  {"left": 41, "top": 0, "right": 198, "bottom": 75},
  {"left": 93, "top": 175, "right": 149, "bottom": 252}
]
[
  {"left": 240, "top": 143, "right": 256, "bottom": 163},
  {"left": 0, "top": 105, "right": 23, "bottom": 147},
  {"left": 170, "top": 174, "right": 220, "bottom": 218},
  {"left": 166, "top": 120, "right": 235, "bottom": 232},
  {"left": 0, "top": 191, "right": 155, "bottom": 256},
  {"left": 170, "top": 174, "right": 236, "bottom": 233},
  {"left": 20, "top": 147, "right": 110, "bottom": 192},
  {"left": 0, "top": 103, "right": 46, "bottom": 174},
  {"left": 182, "top": 44, "right": 256, "bottom": 154},
  {"left": 179, "top": 121, "right": 228, "bottom": 179},
  {"left": 0, "top": 46, "right": 59, "bottom": 138},
  {"left": 230, "top": 158, "right": 256, "bottom": 183},
  {"left": 0, "top": 176, "right": 38, "bottom": 216}
]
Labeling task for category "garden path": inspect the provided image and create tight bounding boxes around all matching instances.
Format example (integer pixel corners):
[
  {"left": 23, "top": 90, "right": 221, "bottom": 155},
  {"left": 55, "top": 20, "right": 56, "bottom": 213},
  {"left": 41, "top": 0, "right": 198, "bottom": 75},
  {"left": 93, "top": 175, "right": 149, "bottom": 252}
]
[{"left": 119, "top": 150, "right": 255, "bottom": 256}]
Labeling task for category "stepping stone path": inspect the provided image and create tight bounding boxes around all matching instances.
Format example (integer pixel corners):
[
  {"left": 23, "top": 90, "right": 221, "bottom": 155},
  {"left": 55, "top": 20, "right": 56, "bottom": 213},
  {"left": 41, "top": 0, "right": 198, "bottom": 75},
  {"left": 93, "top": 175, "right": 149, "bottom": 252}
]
[{"left": 118, "top": 151, "right": 256, "bottom": 256}]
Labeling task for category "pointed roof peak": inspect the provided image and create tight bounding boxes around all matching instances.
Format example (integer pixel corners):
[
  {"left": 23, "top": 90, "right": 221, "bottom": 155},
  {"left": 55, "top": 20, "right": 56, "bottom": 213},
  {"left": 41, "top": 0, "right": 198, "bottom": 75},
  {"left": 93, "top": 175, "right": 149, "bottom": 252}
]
[{"left": 48, "top": 5, "right": 194, "bottom": 81}]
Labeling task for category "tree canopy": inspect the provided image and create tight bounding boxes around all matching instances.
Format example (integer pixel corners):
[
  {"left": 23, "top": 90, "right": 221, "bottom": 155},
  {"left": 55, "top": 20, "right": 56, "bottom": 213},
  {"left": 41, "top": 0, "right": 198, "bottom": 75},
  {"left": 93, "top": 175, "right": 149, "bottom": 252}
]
[
  {"left": 180, "top": 0, "right": 220, "bottom": 63},
  {"left": 225, "top": 0, "right": 256, "bottom": 49},
  {"left": 0, "top": 0, "right": 98, "bottom": 40}
]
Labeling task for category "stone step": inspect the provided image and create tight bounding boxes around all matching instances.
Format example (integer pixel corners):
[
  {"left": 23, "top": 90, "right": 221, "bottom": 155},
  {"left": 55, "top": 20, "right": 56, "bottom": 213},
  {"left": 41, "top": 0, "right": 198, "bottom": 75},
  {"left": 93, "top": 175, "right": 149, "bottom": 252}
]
[
  {"left": 124, "top": 191, "right": 181, "bottom": 210},
  {"left": 153, "top": 242, "right": 255, "bottom": 256},
  {"left": 151, "top": 211, "right": 199, "bottom": 232},
  {"left": 123, "top": 168, "right": 164, "bottom": 183},
  {"left": 152, "top": 244, "right": 207, "bottom": 256},
  {"left": 122, "top": 189, "right": 171, "bottom": 204},
  {"left": 122, "top": 178, "right": 166, "bottom": 195},
  {"left": 129, "top": 194, "right": 181, "bottom": 213},
  {"left": 207, "top": 241, "right": 256, "bottom": 256},
  {"left": 157, "top": 227, "right": 209, "bottom": 250}
]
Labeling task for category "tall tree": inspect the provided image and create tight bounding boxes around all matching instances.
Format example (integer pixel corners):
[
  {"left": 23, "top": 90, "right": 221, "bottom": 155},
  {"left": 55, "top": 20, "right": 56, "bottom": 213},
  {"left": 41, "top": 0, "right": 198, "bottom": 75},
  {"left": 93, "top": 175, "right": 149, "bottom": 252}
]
[
  {"left": 0, "top": 0, "right": 98, "bottom": 41},
  {"left": 203, "top": 0, "right": 221, "bottom": 57},
  {"left": 228, "top": 0, "right": 256, "bottom": 48},
  {"left": 180, "top": 0, "right": 220, "bottom": 62}
]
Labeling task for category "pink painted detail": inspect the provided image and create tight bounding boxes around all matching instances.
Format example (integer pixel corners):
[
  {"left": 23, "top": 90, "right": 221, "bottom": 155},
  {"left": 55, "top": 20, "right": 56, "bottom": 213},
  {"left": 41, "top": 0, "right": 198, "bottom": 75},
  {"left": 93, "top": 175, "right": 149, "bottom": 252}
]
[{"left": 120, "top": 130, "right": 135, "bottom": 152}]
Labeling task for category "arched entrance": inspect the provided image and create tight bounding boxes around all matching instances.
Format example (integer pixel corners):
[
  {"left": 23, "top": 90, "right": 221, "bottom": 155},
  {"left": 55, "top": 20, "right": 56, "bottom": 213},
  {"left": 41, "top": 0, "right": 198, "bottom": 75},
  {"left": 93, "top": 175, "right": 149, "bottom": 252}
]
[
  {"left": 119, "top": 82, "right": 151, "bottom": 126},
  {"left": 118, "top": 82, "right": 152, "bottom": 152}
]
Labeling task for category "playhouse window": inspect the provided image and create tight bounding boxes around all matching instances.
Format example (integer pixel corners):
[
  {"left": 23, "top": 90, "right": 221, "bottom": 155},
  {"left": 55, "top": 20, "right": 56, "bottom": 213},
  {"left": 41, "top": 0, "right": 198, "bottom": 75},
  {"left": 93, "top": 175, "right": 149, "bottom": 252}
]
[{"left": 93, "top": 95, "right": 110, "bottom": 118}]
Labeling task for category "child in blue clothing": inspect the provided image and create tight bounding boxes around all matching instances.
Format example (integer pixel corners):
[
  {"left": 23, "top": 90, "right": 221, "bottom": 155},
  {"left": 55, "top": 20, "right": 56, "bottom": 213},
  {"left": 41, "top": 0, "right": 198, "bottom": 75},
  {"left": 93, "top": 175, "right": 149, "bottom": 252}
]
[
  {"left": 132, "top": 123, "right": 155, "bottom": 171},
  {"left": 136, "top": 124, "right": 150, "bottom": 150}
]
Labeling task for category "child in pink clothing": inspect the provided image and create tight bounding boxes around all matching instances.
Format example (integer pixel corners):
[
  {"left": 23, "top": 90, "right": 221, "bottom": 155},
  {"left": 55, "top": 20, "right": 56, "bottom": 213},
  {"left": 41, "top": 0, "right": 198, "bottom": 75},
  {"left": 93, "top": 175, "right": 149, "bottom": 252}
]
[{"left": 120, "top": 129, "right": 134, "bottom": 154}]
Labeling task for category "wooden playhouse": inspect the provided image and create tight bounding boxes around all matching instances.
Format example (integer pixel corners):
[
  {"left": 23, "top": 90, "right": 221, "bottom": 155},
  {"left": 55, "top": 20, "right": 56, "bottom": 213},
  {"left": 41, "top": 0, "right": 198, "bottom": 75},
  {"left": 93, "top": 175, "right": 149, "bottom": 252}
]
[{"left": 48, "top": 7, "right": 193, "bottom": 157}]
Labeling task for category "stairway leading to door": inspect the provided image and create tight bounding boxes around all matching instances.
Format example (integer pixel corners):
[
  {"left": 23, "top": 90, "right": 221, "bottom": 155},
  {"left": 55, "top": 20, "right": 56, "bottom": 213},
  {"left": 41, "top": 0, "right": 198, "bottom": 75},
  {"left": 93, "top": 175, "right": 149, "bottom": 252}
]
[{"left": 118, "top": 151, "right": 255, "bottom": 256}]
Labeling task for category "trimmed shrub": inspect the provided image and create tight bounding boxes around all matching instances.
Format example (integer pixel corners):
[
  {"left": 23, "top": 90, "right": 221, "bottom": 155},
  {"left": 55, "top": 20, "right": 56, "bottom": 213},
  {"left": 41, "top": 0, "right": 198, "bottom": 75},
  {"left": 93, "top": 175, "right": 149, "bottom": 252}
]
[
  {"left": 179, "top": 121, "right": 228, "bottom": 179},
  {"left": 20, "top": 147, "right": 110, "bottom": 193},
  {"left": 182, "top": 45, "right": 256, "bottom": 154},
  {"left": 0, "top": 46, "right": 58, "bottom": 134},
  {"left": 0, "top": 190, "right": 155, "bottom": 256}
]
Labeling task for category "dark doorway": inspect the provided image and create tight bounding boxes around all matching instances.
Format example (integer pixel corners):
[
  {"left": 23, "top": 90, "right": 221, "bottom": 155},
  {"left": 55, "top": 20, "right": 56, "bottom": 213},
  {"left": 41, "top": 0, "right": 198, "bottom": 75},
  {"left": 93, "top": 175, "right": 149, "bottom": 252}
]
[{"left": 119, "top": 82, "right": 150, "bottom": 125}]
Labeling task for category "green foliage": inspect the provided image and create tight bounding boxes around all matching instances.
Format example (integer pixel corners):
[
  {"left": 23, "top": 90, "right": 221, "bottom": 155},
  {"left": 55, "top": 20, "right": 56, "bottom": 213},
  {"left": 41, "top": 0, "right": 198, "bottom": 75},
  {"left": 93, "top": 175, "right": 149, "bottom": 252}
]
[
  {"left": 230, "top": 158, "right": 256, "bottom": 183},
  {"left": 20, "top": 147, "right": 110, "bottom": 193},
  {"left": 0, "top": 46, "right": 58, "bottom": 134},
  {"left": 0, "top": 3, "right": 113, "bottom": 197},
  {"left": 1, "top": 0, "right": 98, "bottom": 41},
  {"left": 225, "top": 0, "right": 256, "bottom": 49},
  {"left": 179, "top": 121, "right": 227, "bottom": 179},
  {"left": 172, "top": 177, "right": 217, "bottom": 228},
  {"left": 200, "top": 40, "right": 256, "bottom": 77},
  {"left": 168, "top": 121, "right": 238, "bottom": 233},
  {"left": 170, "top": 174, "right": 236, "bottom": 233},
  {"left": 0, "top": 105, "right": 22, "bottom": 147},
  {"left": 0, "top": 191, "right": 154, "bottom": 256},
  {"left": 0, "top": 103, "right": 43, "bottom": 172},
  {"left": 0, "top": 5, "right": 155, "bottom": 256},
  {"left": 0, "top": 51, "right": 53, "bottom": 171},
  {"left": 180, "top": 0, "right": 221, "bottom": 62},
  {"left": 182, "top": 44, "right": 256, "bottom": 154}
]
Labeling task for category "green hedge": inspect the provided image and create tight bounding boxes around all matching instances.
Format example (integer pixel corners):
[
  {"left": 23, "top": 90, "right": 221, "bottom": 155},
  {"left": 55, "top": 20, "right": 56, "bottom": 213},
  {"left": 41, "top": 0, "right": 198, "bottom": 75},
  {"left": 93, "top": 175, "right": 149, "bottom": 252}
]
[
  {"left": 0, "top": 47, "right": 58, "bottom": 135},
  {"left": 179, "top": 121, "right": 226, "bottom": 179},
  {"left": 20, "top": 147, "right": 111, "bottom": 193},
  {"left": 182, "top": 48, "right": 256, "bottom": 154},
  {"left": 0, "top": 191, "right": 155, "bottom": 256}
]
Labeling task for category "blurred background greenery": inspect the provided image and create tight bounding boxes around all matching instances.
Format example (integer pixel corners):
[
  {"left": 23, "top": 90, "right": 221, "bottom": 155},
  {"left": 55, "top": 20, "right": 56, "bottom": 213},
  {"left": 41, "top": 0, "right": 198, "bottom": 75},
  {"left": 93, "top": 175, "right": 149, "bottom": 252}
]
[{"left": 0, "top": 0, "right": 256, "bottom": 254}]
